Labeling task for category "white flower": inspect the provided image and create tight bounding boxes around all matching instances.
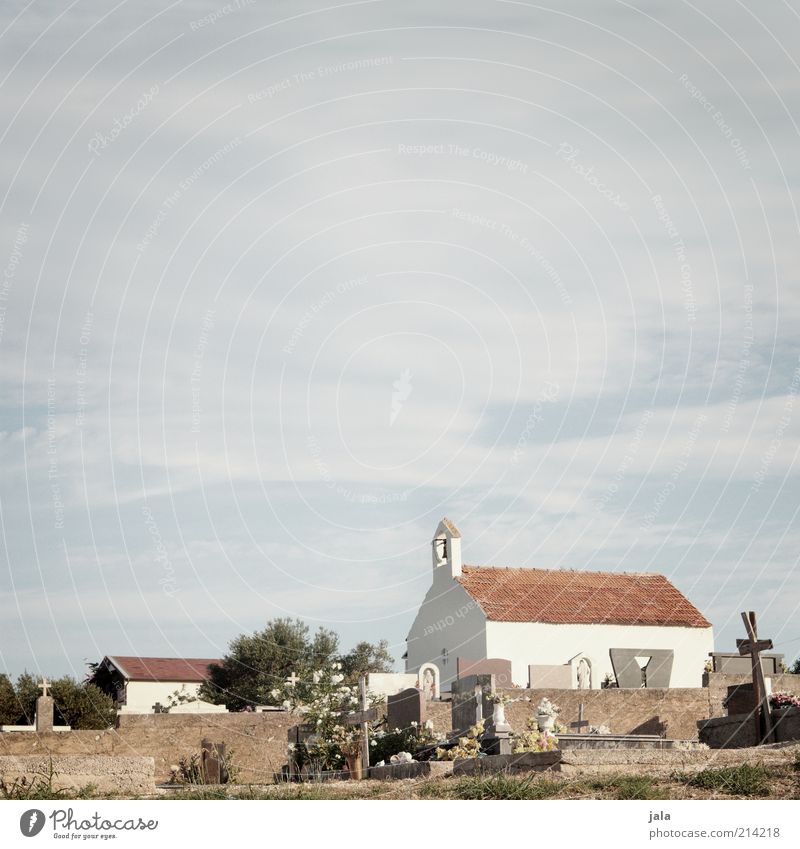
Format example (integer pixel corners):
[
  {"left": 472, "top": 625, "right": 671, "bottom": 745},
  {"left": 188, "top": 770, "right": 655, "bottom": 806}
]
[
  {"left": 424, "top": 720, "right": 434, "bottom": 730},
  {"left": 281, "top": 700, "right": 291, "bottom": 710},
  {"left": 410, "top": 721, "right": 418, "bottom": 727}
]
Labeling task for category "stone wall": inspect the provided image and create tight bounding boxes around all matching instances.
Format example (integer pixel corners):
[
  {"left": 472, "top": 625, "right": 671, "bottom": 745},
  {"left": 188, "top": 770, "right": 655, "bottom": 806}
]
[
  {"left": 0, "top": 712, "right": 294, "bottom": 784},
  {"left": 705, "top": 672, "right": 800, "bottom": 716},
  {"left": 0, "top": 755, "right": 154, "bottom": 796},
  {"left": 1, "top": 674, "right": 795, "bottom": 787},
  {"left": 502, "top": 688, "right": 712, "bottom": 740}
]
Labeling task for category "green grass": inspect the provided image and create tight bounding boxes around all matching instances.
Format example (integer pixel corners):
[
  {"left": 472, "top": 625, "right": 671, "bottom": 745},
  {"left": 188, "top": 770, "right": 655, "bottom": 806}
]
[
  {"left": 677, "top": 763, "right": 770, "bottom": 797},
  {"left": 581, "top": 774, "right": 660, "bottom": 800},
  {"left": 438, "top": 772, "right": 566, "bottom": 800}
]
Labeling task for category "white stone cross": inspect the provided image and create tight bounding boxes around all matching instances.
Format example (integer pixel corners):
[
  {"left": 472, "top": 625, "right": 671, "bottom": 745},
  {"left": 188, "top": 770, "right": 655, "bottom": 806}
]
[
  {"left": 39, "top": 677, "right": 49, "bottom": 698},
  {"left": 285, "top": 671, "right": 300, "bottom": 687}
]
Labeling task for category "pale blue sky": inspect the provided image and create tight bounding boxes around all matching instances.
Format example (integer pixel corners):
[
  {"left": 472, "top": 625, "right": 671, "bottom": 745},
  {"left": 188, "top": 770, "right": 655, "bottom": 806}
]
[{"left": 1, "top": 0, "right": 799, "bottom": 678}]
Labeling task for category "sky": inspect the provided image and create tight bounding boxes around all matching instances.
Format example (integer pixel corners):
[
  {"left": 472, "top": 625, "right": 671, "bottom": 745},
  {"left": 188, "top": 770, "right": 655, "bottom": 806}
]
[{"left": 1, "top": 0, "right": 799, "bottom": 679}]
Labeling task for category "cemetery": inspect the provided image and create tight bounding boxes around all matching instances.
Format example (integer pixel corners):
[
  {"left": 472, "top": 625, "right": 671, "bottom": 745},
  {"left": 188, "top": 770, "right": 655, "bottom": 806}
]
[{"left": 1, "top": 607, "right": 799, "bottom": 799}]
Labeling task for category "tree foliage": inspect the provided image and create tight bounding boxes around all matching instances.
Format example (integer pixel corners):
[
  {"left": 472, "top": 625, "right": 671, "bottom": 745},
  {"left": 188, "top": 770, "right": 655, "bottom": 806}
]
[
  {"left": 791, "top": 656, "right": 800, "bottom": 675},
  {"left": 199, "top": 618, "right": 394, "bottom": 710},
  {"left": 0, "top": 674, "right": 18, "bottom": 725},
  {"left": 340, "top": 639, "right": 394, "bottom": 683},
  {"left": 49, "top": 677, "right": 116, "bottom": 730},
  {"left": 0, "top": 674, "right": 115, "bottom": 729}
]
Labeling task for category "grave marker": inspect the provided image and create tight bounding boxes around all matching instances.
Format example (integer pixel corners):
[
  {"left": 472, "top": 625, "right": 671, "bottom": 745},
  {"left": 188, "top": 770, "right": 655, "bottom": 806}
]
[
  {"left": 386, "top": 687, "right": 425, "bottom": 730},
  {"left": 342, "top": 676, "right": 376, "bottom": 778},
  {"left": 570, "top": 703, "right": 589, "bottom": 734},
  {"left": 738, "top": 611, "right": 774, "bottom": 744},
  {"left": 451, "top": 674, "right": 494, "bottom": 733},
  {"left": 35, "top": 677, "right": 54, "bottom": 733}
]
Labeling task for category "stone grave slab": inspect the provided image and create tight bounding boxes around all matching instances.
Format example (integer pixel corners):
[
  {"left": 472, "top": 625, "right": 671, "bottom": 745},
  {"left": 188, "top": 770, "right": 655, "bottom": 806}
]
[
  {"left": 709, "top": 652, "right": 785, "bottom": 676},
  {"left": 528, "top": 664, "right": 572, "bottom": 689},
  {"left": 457, "top": 658, "right": 513, "bottom": 688},
  {"left": 453, "top": 750, "right": 561, "bottom": 776},
  {"left": 368, "top": 760, "right": 453, "bottom": 780},
  {"left": 450, "top": 674, "right": 494, "bottom": 733},
  {"left": 386, "top": 687, "right": 426, "bottom": 730},
  {"left": 609, "top": 648, "right": 674, "bottom": 688}
]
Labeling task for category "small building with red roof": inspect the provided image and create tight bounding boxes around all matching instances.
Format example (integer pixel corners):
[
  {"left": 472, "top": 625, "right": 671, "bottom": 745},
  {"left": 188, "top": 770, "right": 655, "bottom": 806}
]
[
  {"left": 89, "top": 655, "right": 224, "bottom": 713},
  {"left": 405, "top": 518, "right": 714, "bottom": 689}
]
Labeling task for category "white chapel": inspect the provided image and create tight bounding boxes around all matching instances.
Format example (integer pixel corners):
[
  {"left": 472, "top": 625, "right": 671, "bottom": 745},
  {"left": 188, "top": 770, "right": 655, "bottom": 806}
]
[{"left": 405, "top": 519, "right": 714, "bottom": 690}]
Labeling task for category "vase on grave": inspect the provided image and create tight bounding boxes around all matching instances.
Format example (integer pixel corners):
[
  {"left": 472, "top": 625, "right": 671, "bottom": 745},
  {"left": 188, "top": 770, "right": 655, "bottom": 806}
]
[
  {"left": 492, "top": 701, "right": 507, "bottom": 726},
  {"left": 344, "top": 751, "right": 363, "bottom": 781},
  {"left": 537, "top": 714, "right": 555, "bottom": 732}
]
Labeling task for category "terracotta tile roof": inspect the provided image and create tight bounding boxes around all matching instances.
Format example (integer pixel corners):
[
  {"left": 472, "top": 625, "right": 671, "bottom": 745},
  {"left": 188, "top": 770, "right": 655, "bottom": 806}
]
[
  {"left": 457, "top": 566, "right": 711, "bottom": 628},
  {"left": 106, "top": 656, "right": 221, "bottom": 682}
]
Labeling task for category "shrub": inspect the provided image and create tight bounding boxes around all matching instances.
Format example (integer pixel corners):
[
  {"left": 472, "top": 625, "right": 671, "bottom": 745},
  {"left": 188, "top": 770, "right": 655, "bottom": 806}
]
[
  {"left": 49, "top": 678, "right": 116, "bottom": 730},
  {"left": 0, "top": 675, "right": 18, "bottom": 725}
]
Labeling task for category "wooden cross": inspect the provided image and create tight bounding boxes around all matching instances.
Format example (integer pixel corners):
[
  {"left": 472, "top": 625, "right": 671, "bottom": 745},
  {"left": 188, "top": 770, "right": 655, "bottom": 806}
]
[
  {"left": 737, "top": 611, "right": 774, "bottom": 744},
  {"left": 285, "top": 671, "right": 300, "bottom": 687},
  {"left": 570, "top": 702, "right": 589, "bottom": 734},
  {"left": 38, "top": 677, "right": 49, "bottom": 698},
  {"left": 342, "top": 676, "right": 376, "bottom": 778}
]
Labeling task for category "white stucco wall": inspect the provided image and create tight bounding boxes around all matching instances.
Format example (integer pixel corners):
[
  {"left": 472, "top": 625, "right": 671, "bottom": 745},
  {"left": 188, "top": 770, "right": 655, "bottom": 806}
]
[
  {"left": 121, "top": 681, "right": 203, "bottom": 712},
  {"left": 486, "top": 621, "right": 714, "bottom": 688},
  {"left": 405, "top": 576, "right": 487, "bottom": 688}
]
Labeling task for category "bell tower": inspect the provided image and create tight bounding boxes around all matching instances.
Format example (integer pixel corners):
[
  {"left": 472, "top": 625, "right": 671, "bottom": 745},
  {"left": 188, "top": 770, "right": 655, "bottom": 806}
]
[{"left": 431, "top": 517, "right": 462, "bottom": 580}]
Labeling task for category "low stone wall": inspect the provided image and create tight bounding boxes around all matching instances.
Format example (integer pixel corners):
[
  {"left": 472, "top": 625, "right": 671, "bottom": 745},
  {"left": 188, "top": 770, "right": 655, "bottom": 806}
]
[
  {"left": 0, "top": 755, "right": 154, "bottom": 796},
  {"left": 501, "top": 687, "right": 712, "bottom": 740},
  {"left": 559, "top": 745, "right": 797, "bottom": 776},
  {"left": 699, "top": 706, "right": 800, "bottom": 749},
  {"left": 0, "top": 713, "right": 293, "bottom": 783}
]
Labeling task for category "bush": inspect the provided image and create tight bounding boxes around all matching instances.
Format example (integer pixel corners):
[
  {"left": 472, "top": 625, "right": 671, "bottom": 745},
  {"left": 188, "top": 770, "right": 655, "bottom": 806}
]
[
  {"left": 0, "top": 674, "right": 114, "bottom": 729},
  {"left": 0, "top": 675, "right": 18, "bottom": 725},
  {"left": 50, "top": 678, "right": 116, "bottom": 730}
]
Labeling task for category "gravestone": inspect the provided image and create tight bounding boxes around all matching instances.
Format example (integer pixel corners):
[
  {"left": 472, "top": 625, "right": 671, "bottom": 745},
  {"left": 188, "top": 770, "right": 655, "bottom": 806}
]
[
  {"left": 609, "top": 648, "right": 674, "bottom": 688},
  {"left": 457, "top": 658, "right": 513, "bottom": 688},
  {"left": 528, "top": 664, "right": 572, "bottom": 689},
  {"left": 709, "top": 652, "right": 784, "bottom": 676},
  {"left": 386, "top": 687, "right": 426, "bottom": 730},
  {"left": 451, "top": 674, "right": 494, "bottom": 733},
  {"left": 35, "top": 678, "right": 54, "bottom": 733},
  {"left": 724, "top": 684, "right": 756, "bottom": 716},
  {"left": 201, "top": 738, "right": 227, "bottom": 784}
]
